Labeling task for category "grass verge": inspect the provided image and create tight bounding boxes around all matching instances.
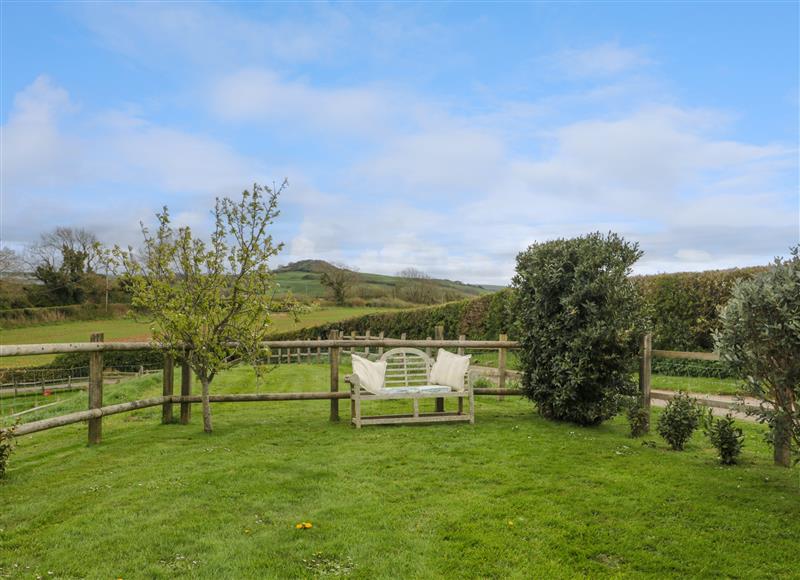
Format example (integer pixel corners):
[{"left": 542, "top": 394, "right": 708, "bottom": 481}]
[{"left": 1, "top": 364, "right": 797, "bottom": 578}]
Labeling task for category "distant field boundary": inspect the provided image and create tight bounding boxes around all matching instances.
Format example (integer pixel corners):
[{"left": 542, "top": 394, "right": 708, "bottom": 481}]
[{"left": 0, "top": 303, "right": 130, "bottom": 328}]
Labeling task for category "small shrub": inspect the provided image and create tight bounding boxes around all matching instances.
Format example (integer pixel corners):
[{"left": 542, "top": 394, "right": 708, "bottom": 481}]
[
  {"left": 657, "top": 392, "right": 701, "bottom": 450},
  {"left": 702, "top": 410, "right": 744, "bottom": 465},
  {"left": 473, "top": 376, "right": 495, "bottom": 389},
  {"left": 0, "top": 427, "right": 15, "bottom": 479},
  {"left": 627, "top": 401, "right": 650, "bottom": 438}
]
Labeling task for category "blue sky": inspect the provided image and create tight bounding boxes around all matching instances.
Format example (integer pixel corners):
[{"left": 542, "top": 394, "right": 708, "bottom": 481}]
[{"left": 2, "top": 1, "right": 798, "bottom": 284}]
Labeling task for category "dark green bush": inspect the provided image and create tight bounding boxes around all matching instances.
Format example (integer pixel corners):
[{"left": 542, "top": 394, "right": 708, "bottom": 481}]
[
  {"left": 702, "top": 410, "right": 744, "bottom": 465},
  {"left": 627, "top": 401, "right": 650, "bottom": 438},
  {"left": 512, "top": 232, "right": 646, "bottom": 426},
  {"left": 651, "top": 358, "right": 735, "bottom": 378},
  {"left": 657, "top": 392, "right": 701, "bottom": 450},
  {"left": 0, "top": 427, "right": 14, "bottom": 479}
]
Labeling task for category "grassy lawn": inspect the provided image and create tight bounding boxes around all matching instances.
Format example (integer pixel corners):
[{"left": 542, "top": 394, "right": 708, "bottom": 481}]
[
  {"left": 471, "top": 352, "right": 741, "bottom": 396},
  {"left": 1, "top": 365, "right": 797, "bottom": 578},
  {"left": 650, "top": 375, "right": 741, "bottom": 396},
  {"left": 0, "top": 307, "right": 394, "bottom": 369}
]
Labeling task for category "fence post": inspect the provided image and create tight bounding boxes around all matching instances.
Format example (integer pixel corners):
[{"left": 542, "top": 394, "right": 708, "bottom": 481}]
[
  {"left": 639, "top": 333, "right": 652, "bottom": 432},
  {"left": 434, "top": 326, "right": 445, "bottom": 413},
  {"left": 498, "top": 333, "right": 508, "bottom": 401},
  {"left": 378, "top": 331, "right": 384, "bottom": 356},
  {"left": 457, "top": 335, "right": 465, "bottom": 356},
  {"left": 317, "top": 336, "right": 322, "bottom": 363},
  {"left": 180, "top": 358, "right": 192, "bottom": 425},
  {"left": 329, "top": 329, "right": 340, "bottom": 422},
  {"left": 88, "top": 332, "right": 104, "bottom": 445},
  {"left": 162, "top": 354, "right": 174, "bottom": 424},
  {"left": 400, "top": 332, "right": 407, "bottom": 341},
  {"left": 365, "top": 329, "right": 370, "bottom": 356}
]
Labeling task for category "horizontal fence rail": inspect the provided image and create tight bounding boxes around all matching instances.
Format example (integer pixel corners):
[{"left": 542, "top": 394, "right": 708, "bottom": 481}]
[
  {"left": 1, "top": 328, "right": 728, "bottom": 445},
  {"left": 0, "top": 339, "right": 520, "bottom": 357}
]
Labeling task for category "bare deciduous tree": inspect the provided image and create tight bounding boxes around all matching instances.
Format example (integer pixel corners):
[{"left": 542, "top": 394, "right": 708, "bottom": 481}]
[
  {"left": 27, "top": 227, "right": 102, "bottom": 272},
  {"left": 320, "top": 263, "right": 360, "bottom": 305}
]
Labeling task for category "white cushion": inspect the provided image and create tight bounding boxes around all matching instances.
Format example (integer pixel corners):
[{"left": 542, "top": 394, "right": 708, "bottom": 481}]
[
  {"left": 429, "top": 349, "right": 471, "bottom": 391},
  {"left": 385, "top": 385, "right": 451, "bottom": 394},
  {"left": 351, "top": 354, "right": 387, "bottom": 394}
]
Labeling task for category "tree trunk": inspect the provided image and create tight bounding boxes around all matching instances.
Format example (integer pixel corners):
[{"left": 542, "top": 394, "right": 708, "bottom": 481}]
[
  {"left": 773, "top": 412, "right": 791, "bottom": 467},
  {"left": 201, "top": 377, "right": 213, "bottom": 433}
]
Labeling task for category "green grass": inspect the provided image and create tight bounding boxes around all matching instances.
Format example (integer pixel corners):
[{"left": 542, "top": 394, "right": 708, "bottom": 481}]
[
  {"left": 471, "top": 351, "right": 742, "bottom": 396},
  {"left": 650, "top": 375, "right": 741, "bottom": 396},
  {"left": 1, "top": 364, "right": 797, "bottom": 578},
  {"left": 0, "top": 307, "right": 394, "bottom": 369}
]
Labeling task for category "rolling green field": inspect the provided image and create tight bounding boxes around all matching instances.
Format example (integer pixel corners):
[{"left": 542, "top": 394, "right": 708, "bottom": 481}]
[
  {"left": 273, "top": 266, "right": 500, "bottom": 300},
  {"left": 1, "top": 364, "right": 797, "bottom": 578},
  {"left": 0, "top": 307, "right": 396, "bottom": 369}
]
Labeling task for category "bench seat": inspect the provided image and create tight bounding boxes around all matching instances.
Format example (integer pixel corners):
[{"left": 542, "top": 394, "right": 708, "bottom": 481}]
[{"left": 345, "top": 347, "right": 474, "bottom": 428}]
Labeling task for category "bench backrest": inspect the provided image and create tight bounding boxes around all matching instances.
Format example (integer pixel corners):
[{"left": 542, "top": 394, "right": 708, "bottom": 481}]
[
  {"left": 379, "top": 348, "right": 432, "bottom": 388},
  {"left": 378, "top": 347, "right": 471, "bottom": 390}
]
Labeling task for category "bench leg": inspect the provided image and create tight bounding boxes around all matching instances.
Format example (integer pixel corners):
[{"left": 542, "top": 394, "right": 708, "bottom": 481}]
[
  {"left": 413, "top": 398, "right": 419, "bottom": 418},
  {"left": 458, "top": 396, "right": 464, "bottom": 415},
  {"left": 354, "top": 390, "right": 362, "bottom": 429},
  {"left": 469, "top": 389, "right": 475, "bottom": 424}
]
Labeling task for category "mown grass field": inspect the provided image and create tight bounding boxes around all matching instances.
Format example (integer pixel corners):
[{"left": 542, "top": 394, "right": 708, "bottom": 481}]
[
  {"left": 1, "top": 364, "right": 797, "bottom": 579},
  {"left": 0, "top": 307, "right": 395, "bottom": 369}
]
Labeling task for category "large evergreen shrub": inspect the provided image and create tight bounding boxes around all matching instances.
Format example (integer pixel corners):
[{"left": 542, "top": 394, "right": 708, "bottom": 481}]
[{"left": 512, "top": 232, "right": 646, "bottom": 426}]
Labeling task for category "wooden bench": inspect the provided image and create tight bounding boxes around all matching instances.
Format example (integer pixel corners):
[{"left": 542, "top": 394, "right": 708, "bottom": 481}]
[{"left": 345, "top": 347, "right": 474, "bottom": 428}]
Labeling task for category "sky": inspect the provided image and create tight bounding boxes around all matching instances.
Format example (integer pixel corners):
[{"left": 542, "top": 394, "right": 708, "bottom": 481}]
[{"left": 1, "top": 1, "right": 798, "bottom": 285}]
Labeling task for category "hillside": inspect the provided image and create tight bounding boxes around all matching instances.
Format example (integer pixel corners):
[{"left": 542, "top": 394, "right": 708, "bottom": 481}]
[{"left": 273, "top": 260, "right": 503, "bottom": 302}]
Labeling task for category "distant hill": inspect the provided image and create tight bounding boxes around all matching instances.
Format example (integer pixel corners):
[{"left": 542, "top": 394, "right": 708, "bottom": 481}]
[{"left": 273, "top": 260, "right": 503, "bottom": 303}]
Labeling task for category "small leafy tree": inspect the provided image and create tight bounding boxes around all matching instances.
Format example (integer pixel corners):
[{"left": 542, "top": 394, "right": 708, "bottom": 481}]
[
  {"left": 715, "top": 247, "right": 800, "bottom": 467},
  {"left": 702, "top": 410, "right": 744, "bottom": 465},
  {"left": 320, "top": 263, "right": 359, "bottom": 305},
  {"left": 512, "top": 232, "right": 646, "bottom": 426},
  {"left": 114, "top": 182, "right": 289, "bottom": 433},
  {"left": 657, "top": 392, "right": 701, "bottom": 451}
]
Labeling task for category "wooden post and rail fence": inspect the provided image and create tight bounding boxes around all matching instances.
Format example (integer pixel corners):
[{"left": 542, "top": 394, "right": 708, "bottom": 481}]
[{"left": 1, "top": 330, "right": 730, "bottom": 443}]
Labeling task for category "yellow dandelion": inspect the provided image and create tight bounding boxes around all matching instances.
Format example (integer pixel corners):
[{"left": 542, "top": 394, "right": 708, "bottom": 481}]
[
  {"left": 303, "top": 522, "right": 313, "bottom": 529},
  {"left": 507, "top": 520, "right": 514, "bottom": 527},
  {"left": 295, "top": 523, "right": 304, "bottom": 529}
]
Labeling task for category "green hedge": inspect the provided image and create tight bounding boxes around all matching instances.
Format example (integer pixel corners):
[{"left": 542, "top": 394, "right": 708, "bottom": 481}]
[
  {"left": 0, "top": 303, "right": 129, "bottom": 328},
  {"left": 633, "top": 267, "right": 766, "bottom": 351},
  {"left": 269, "top": 289, "right": 516, "bottom": 341}
]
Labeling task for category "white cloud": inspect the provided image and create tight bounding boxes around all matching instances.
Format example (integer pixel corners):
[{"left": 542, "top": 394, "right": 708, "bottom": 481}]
[
  {"left": 209, "top": 69, "right": 392, "bottom": 136},
  {"left": 1, "top": 77, "right": 270, "bottom": 248},
  {"left": 76, "top": 3, "right": 348, "bottom": 66},
  {"left": 550, "top": 42, "right": 652, "bottom": 79},
  {"left": 2, "top": 76, "right": 83, "bottom": 190}
]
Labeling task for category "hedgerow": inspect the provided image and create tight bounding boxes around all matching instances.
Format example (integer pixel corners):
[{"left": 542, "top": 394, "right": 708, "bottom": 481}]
[
  {"left": 268, "top": 289, "right": 517, "bottom": 341},
  {"left": 632, "top": 267, "right": 766, "bottom": 351}
]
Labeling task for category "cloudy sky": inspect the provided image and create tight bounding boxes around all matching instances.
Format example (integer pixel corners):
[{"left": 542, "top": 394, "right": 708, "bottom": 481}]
[{"left": 2, "top": 2, "right": 798, "bottom": 284}]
